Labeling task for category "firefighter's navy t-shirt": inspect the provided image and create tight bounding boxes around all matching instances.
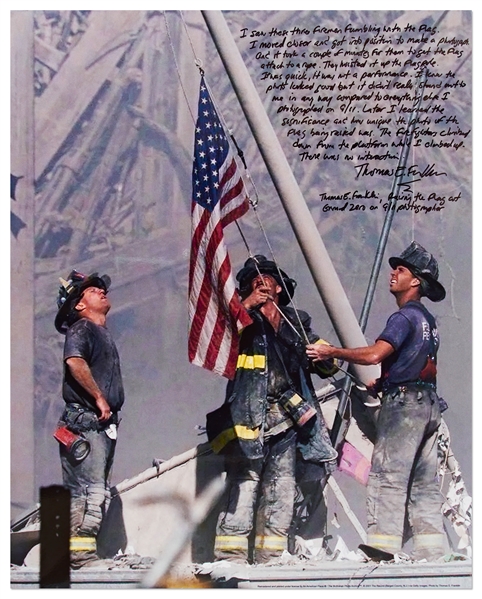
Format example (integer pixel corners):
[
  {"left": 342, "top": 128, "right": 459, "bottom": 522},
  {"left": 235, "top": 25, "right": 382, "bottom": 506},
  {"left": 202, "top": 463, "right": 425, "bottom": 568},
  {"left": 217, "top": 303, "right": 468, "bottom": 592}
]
[
  {"left": 377, "top": 300, "right": 439, "bottom": 389},
  {"left": 63, "top": 318, "right": 125, "bottom": 412}
]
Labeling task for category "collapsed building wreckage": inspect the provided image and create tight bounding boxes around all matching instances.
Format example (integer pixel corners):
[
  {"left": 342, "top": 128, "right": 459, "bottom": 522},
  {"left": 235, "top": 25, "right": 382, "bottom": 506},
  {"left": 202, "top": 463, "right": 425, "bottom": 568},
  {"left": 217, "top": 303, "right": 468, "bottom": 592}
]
[
  {"left": 11, "top": 9, "right": 472, "bottom": 588},
  {"left": 11, "top": 381, "right": 472, "bottom": 587}
]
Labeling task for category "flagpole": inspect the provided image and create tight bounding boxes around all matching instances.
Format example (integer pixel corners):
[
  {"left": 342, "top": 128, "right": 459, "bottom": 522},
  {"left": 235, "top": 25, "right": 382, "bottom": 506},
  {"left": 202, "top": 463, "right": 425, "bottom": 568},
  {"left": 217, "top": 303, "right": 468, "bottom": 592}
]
[{"left": 201, "top": 10, "right": 379, "bottom": 388}]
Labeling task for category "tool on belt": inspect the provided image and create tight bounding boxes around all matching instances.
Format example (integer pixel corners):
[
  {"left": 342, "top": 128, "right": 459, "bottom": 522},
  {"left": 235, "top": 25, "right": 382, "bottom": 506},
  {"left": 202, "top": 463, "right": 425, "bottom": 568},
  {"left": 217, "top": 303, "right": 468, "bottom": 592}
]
[
  {"left": 53, "top": 403, "right": 119, "bottom": 461},
  {"left": 53, "top": 426, "right": 91, "bottom": 462}
]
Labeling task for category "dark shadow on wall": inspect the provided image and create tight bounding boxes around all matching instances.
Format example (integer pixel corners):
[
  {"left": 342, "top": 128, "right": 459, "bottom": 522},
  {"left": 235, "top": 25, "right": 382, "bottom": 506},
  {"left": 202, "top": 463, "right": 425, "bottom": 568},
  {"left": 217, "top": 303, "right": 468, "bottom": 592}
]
[
  {"left": 97, "top": 494, "right": 128, "bottom": 558},
  {"left": 192, "top": 451, "right": 226, "bottom": 564}
]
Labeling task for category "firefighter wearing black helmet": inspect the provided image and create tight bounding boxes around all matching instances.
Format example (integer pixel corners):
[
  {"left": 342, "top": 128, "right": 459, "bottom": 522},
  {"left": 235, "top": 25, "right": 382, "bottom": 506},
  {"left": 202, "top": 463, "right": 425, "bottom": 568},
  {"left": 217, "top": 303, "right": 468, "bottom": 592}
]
[
  {"left": 210, "top": 255, "right": 338, "bottom": 564},
  {"left": 307, "top": 241, "right": 447, "bottom": 561},
  {"left": 54, "top": 270, "right": 125, "bottom": 569}
]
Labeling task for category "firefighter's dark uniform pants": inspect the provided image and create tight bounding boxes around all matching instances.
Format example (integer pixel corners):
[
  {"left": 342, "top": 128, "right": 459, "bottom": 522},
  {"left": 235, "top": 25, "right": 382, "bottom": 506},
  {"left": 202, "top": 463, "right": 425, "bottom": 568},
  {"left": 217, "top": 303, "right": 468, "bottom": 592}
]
[
  {"left": 60, "top": 427, "right": 116, "bottom": 563},
  {"left": 366, "top": 386, "right": 446, "bottom": 560},
  {"left": 215, "top": 429, "right": 296, "bottom": 563}
]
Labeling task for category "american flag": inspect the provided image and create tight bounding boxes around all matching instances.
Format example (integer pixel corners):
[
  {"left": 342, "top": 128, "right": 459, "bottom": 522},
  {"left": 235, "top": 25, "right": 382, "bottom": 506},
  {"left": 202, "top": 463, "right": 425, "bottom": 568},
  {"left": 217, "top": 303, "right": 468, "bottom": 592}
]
[{"left": 188, "top": 77, "right": 252, "bottom": 379}]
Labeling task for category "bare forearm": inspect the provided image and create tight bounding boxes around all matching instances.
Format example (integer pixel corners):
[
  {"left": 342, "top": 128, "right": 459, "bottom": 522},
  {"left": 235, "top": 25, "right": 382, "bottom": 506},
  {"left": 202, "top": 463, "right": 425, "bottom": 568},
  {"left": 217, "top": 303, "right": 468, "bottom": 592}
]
[
  {"left": 66, "top": 357, "right": 103, "bottom": 399},
  {"left": 327, "top": 345, "right": 384, "bottom": 365},
  {"left": 65, "top": 357, "right": 111, "bottom": 420},
  {"left": 306, "top": 339, "right": 393, "bottom": 366}
]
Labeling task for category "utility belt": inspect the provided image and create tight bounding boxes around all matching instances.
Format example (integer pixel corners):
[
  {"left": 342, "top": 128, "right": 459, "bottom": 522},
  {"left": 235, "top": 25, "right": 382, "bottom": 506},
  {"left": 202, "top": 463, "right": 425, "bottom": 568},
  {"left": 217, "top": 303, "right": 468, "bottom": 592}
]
[
  {"left": 382, "top": 381, "right": 448, "bottom": 413},
  {"left": 60, "top": 402, "right": 119, "bottom": 433},
  {"left": 383, "top": 380, "right": 436, "bottom": 395}
]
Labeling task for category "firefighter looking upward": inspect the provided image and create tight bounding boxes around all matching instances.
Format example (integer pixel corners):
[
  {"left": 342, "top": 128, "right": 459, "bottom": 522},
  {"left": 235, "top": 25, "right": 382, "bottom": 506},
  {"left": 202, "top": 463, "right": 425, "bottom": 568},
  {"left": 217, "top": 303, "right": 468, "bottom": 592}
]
[
  {"left": 54, "top": 270, "right": 125, "bottom": 569},
  {"left": 307, "top": 241, "right": 447, "bottom": 561}
]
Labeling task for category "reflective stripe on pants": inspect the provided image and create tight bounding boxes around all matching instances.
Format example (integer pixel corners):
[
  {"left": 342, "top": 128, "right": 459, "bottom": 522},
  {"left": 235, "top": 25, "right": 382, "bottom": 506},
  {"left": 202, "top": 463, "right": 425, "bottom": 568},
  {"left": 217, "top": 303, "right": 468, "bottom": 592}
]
[
  {"left": 214, "top": 535, "right": 249, "bottom": 553},
  {"left": 255, "top": 534, "right": 288, "bottom": 553},
  {"left": 367, "top": 533, "right": 402, "bottom": 554},
  {"left": 215, "top": 430, "right": 296, "bottom": 563},
  {"left": 70, "top": 536, "right": 97, "bottom": 552},
  {"left": 366, "top": 388, "right": 445, "bottom": 560}
]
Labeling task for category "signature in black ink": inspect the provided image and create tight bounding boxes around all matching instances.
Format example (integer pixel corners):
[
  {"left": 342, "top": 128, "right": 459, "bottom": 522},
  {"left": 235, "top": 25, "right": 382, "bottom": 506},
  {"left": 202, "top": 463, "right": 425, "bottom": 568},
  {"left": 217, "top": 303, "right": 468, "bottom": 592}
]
[
  {"left": 319, "top": 189, "right": 379, "bottom": 201},
  {"left": 354, "top": 162, "right": 447, "bottom": 190}
]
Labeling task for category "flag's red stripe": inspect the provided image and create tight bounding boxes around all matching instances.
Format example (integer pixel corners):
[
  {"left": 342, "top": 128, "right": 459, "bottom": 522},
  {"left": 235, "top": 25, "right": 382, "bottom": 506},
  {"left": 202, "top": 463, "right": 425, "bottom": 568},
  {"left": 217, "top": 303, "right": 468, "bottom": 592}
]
[
  {"left": 219, "top": 167, "right": 243, "bottom": 207},
  {"left": 188, "top": 78, "right": 252, "bottom": 378},
  {"left": 192, "top": 228, "right": 230, "bottom": 345},
  {"left": 221, "top": 198, "right": 249, "bottom": 228},
  {"left": 202, "top": 258, "right": 250, "bottom": 375},
  {"left": 218, "top": 158, "right": 237, "bottom": 189},
  {"left": 224, "top": 325, "right": 240, "bottom": 379},
  {"left": 189, "top": 209, "right": 248, "bottom": 373},
  {"left": 220, "top": 170, "right": 249, "bottom": 214},
  {"left": 220, "top": 183, "right": 246, "bottom": 215},
  {"left": 228, "top": 293, "right": 252, "bottom": 331},
  {"left": 189, "top": 208, "right": 214, "bottom": 293},
  {"left": 222, "top": 291, "right": 251, "bottom": 379},
  {"left": 202, "top": 308, "right": 228, "bottom": 372},
  {"left": 188, "top": 221, "right": 226, "bottom": 359}
]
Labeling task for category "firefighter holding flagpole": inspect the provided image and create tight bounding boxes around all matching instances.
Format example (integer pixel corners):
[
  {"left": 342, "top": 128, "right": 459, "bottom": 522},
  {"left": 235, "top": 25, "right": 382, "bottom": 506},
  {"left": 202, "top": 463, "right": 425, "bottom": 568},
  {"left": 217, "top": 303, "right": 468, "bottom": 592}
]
[{"left": 307, "top": 242, "right": 447, "bottom": 561}]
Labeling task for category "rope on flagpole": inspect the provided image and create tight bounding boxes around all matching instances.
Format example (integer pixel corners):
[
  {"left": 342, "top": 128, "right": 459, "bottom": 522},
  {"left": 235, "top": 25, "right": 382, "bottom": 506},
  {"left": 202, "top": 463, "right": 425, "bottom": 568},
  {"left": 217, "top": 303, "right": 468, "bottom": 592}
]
[
  {"left": 176, "top": 10, "right": 340, "bottom": 356},
  {"left": 197, "top": 73, "right": 313, "bottom": 340},
  {"left": 163, "top": 11, "right": 197, "bottom": 124},
  {"left": 201, "top": 82, "right": 314, "bottom": 344}
]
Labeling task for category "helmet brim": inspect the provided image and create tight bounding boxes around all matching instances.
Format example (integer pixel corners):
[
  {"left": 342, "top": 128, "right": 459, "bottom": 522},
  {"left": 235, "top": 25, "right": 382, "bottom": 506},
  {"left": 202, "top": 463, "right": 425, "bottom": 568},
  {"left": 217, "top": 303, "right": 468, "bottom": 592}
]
[
  {"left": 55, "top": 274, "right": 111, "bottom": 333},
  {"left": 389, "top": 257, "right": 446, "bottom": 302},
  {"left": 236, "top": 261, "right": 296, "bottom": 306}
]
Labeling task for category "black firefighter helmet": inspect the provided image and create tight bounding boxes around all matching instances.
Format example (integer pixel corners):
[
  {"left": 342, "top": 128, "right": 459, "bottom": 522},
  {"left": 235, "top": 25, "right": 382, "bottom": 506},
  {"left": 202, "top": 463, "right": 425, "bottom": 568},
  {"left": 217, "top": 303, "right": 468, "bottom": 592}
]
[
  {"left": 236, "top": 255, "right": 297, "bottom": 306},
  {"left": 389, "top": 241, "right": 446, "bottom": 302},
  {"left": 55, "top": 269, "right": 111, "bottom": 334}
]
